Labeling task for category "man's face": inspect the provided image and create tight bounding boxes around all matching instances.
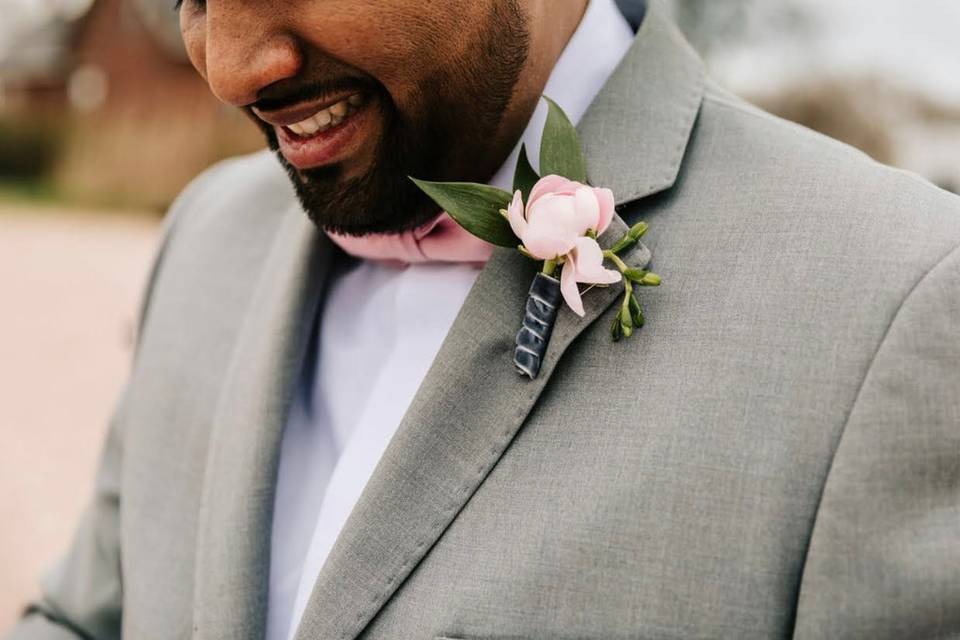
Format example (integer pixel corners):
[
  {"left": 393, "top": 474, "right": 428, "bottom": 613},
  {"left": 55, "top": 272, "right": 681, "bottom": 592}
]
[{"left": 179, "top": 0, "right": 531, "bottom": 235}]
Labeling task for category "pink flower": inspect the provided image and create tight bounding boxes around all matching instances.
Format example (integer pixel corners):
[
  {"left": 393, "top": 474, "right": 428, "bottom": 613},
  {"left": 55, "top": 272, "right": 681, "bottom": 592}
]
[
  {"left": 507, "top": 175, "right": 615, "bottom": 260},
  {"left": 507, "top": 175, "right": 621, "bottom": 317},
  {"left": 560, "top": 237, "right": 622, "bottom": 316}
]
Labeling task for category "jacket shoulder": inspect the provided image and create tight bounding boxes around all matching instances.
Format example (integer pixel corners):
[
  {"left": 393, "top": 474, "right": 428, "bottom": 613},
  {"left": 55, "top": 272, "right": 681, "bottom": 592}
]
[
  {"left": 135, "top": 150, "right": 301, "bottom": 361},
  {"left": 165, "top": 149, "right": 296, "bottom": 240},
  {"left": 685, "top": 81, "right": 960, "bottom": 263}
]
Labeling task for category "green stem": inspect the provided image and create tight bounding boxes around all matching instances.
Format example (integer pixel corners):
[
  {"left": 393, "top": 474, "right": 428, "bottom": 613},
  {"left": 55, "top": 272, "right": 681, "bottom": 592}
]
[
  {"left": 603, "top": 250, "right": 629, "bottom": 273},
  {"left": 542, "top": 258, "right": 558, "bottom": 277}
]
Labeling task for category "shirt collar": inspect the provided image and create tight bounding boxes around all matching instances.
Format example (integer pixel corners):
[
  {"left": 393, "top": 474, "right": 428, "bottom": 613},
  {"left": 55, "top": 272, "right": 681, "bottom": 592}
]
[{"left": 488, "top": 0, "right": 635, "bottom": 191}]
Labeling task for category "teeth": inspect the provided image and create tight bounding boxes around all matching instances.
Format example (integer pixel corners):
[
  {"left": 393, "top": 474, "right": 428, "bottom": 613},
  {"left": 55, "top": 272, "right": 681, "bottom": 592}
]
[
  {"left": 300, "top": 118, "right": 321, "bottom": 135},
  {"left": 285, "top": 92, "right": 365, "bottom": 138}
]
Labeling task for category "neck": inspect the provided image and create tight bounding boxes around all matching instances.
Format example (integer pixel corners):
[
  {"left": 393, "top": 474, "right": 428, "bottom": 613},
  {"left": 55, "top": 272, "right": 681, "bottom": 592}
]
[{"left": 485, "top": 0, "right": 591, "bottom": 182}]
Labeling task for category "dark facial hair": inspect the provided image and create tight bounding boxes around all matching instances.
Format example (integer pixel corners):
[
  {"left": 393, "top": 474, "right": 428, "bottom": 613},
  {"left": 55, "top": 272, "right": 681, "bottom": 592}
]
[{"left": 250, "top": 0, "right": 530, "bottom": 236}]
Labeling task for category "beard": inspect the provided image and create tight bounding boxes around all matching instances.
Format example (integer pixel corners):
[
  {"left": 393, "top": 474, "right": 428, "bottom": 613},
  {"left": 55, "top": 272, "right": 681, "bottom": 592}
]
[{"left": 252, "top": 0, "right": 530, "bottom": 237}]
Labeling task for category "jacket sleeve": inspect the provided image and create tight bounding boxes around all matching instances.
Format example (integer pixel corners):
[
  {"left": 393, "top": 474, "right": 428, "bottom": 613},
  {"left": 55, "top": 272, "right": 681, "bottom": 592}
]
[
  {"left": 3, "top": 160, "right": 231, "bottom": 640},
  {"left": 793, "top": 243, "right": 960, "bottom": 638}
]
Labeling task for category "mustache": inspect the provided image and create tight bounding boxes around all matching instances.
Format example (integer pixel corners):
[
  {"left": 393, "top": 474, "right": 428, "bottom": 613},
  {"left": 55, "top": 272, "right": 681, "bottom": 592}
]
[{"left": 250, "top": 76, "right": 376, "bottom": 113}]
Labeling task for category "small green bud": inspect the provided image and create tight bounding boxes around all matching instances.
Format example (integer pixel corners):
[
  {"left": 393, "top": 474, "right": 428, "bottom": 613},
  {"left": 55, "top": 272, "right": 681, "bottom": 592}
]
[
  {"left": 619, "top": 304, "right": 634, "bottom": 338},
  {"left": 610, "top": 313, "right": 623, "bottom": 342},
  {"left": 640, "top": 272, "right": 661, "bottom": 287},
  {"left": 629, "top": 293, "right": 645, "bottom": 328},
  {"left": 623, "top": 268, "right": 648, "bottom": 283},
  {"left": 629, "top": 221, "right": 649, "bottom": 240}
]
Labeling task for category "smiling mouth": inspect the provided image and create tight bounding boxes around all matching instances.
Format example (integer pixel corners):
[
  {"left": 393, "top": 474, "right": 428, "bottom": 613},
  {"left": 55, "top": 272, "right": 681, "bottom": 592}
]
[
  {"left": 254, "top": 89, "right": 377, "bottom": 171},
  {"left": 280, "top": 92, "right": 367, "bottom": 138}
]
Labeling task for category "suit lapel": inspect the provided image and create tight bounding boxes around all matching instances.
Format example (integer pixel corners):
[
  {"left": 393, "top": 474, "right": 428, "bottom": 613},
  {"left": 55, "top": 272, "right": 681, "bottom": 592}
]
[
  {"left": 293, "top": 217, "right": 650, "bottom": 640},
  {"left": 579, "top": 0, "right": 705, "bottom": 203},
  {"left": 294, "top": 3, "right": 705, "bottom": 639},
  {"left": 193, "top": 205, "right": 335, "bottom": 640}
]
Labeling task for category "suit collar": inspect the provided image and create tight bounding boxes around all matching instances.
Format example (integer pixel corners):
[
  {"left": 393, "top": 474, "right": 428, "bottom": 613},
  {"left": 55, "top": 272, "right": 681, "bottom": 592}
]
[{"left": 580, "top": 0, "right": 705, "bottom": 204}]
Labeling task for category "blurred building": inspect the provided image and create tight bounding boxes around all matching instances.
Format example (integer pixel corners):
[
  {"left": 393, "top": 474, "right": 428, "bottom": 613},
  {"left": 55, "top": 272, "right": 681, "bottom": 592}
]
[{"left": 0, "top": 0, "right": 262, "bottom": 210}]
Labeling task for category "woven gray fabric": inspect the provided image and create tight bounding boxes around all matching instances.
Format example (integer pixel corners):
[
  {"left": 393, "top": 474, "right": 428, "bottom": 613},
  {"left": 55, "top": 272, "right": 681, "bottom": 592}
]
[{"left": 7, "top": 1, "right": 960, "bottom": 638}]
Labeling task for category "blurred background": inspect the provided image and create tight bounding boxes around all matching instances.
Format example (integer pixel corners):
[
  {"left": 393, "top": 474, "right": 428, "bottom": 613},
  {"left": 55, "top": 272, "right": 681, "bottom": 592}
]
[{"left": 0, "top": 0, "right": 957, "bottom": 626}]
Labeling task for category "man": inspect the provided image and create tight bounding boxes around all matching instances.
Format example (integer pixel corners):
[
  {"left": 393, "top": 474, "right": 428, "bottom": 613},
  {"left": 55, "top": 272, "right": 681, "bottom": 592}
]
[{"left": 8, "top": 0, "right": 960, "bottom": 638}]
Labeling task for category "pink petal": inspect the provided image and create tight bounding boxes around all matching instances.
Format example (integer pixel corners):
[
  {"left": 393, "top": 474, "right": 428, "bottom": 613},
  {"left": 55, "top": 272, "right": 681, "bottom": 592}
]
[
  {"left": 507, "top": 190, "right": 527, "bottom": 240},
  {"left": 571, "top": 237, "right": 622, "bottom": 284},
  {"left": 529, "top": 174, "right": 579, "bottom": 207},
  {"left": 528, "top": 194, "right": 586, "bottom": 246},
  {"left": 523, "top": 230, "right": 577, "bottom": 261},
  {"left": 560, "top": 256, "right": 586, "bottom": 317},
  {"left": 573, "top": 187, "right": 601, "bottom": 235},
  {"left": 594, "top": 187, "right": 615, "bottom": 235}
]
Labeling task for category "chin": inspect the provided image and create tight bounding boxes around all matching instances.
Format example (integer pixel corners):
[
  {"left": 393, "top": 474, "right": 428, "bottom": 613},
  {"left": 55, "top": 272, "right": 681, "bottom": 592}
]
[{"left": 278, "top": 150, "right": 441, "bottom": 236}]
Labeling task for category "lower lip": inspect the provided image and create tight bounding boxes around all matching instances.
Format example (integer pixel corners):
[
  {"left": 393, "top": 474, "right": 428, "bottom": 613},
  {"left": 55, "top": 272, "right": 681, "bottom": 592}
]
[{"left": 276, "top": 102, "right": 374, "bottom": 170}]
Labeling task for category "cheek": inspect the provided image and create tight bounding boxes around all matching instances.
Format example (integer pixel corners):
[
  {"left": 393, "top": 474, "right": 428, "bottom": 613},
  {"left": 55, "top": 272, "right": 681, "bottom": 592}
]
[
  {"left": 296, "top": 1, "right": 481, "bottom": 102},
  {"left": 180, "top": 13, "right": 208, "bottom": 79}
]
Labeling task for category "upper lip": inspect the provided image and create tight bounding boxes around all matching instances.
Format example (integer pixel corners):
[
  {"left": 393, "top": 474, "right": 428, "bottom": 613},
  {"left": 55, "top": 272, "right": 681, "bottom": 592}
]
[{"left": 252, "top": 90, "right": 364, "bottom": 127}]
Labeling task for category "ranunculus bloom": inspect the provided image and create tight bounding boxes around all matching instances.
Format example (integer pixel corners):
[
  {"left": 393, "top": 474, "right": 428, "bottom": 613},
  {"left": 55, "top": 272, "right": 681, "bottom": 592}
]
[
  {"left": 507, "top": 175, "right": 621, "bottom": 316},
  {"left": 507, "top": 175, "right": 615, "bottom": 260}
]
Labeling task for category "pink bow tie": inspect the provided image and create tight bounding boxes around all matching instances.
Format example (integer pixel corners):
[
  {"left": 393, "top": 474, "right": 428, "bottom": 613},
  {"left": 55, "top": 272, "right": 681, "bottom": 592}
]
[{"left": 326, "top": 213, "right": 494, "bottom": 267}]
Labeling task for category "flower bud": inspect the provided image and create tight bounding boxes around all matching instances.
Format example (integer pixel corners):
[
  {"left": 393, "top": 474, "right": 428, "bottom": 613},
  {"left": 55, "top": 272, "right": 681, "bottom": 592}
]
[
  {"left": 640, "top": 273, "right": 661, "bottom": 287},
  {"left": 629, "top": 294, "right": 645, "bottom": 328},
  {"left": 610, "top": 313, "right": 623, "bottom": 342},
  {"left": 619, "top": 305, "right": 634, "bottom": 338},
  {"left": 628, "top": 221, "right": 649, "bottom": 240}
]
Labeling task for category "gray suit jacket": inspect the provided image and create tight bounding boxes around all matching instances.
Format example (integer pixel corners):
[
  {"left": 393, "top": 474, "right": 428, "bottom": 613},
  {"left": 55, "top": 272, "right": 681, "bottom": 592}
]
[{"left": 9, "top": 2, "right": 960, "bottom": 639}]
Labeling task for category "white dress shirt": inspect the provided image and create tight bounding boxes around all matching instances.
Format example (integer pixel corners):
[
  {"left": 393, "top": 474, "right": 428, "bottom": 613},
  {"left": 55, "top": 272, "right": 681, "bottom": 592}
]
[{"left": 266, "top": 2, "right": 635, "bottom": 639}]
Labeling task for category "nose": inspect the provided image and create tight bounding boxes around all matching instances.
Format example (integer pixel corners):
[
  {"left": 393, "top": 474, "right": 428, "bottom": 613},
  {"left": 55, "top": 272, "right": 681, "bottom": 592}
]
[{"left": 203, "top": 7, "right": 302, "bottom": 107}]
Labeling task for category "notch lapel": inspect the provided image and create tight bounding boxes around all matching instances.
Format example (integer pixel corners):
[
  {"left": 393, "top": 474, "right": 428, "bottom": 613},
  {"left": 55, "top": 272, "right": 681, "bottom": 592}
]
[
  {"left": 193, "top": 206, "right": 335, "bottom": 640},
  {"left": 293, "top": 3, "right": 706, "bottom": 638},
  {"left": 293, "top": 218, "right": 651, "bottom": 640}
]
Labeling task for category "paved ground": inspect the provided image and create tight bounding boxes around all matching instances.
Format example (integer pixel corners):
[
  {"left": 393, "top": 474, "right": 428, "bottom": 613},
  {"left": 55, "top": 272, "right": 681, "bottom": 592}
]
[{"left": 0, "top": 204, "right": 160, "bottom": 630}]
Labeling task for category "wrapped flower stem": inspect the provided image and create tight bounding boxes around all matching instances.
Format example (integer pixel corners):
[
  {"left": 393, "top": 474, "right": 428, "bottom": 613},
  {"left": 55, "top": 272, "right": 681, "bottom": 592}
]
[{"left": 514, "top": 272, "right": 563, "bottom": 379}]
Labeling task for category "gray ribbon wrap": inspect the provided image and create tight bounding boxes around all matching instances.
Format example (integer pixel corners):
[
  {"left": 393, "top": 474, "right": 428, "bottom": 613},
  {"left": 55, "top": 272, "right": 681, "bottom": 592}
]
[{"left": 514, "top": 272, "right": 562, "bottom": 379}]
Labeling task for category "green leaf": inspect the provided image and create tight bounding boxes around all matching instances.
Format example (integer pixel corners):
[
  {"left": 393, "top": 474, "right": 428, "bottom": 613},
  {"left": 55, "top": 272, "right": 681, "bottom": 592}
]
[
  {"left": 539, "top": 96, "right": 588, "bottom": 183},
  {"left": 512, "top": 144, "right": 540, "bottom": 201},
  {"left": 410, "top": 178, "right": 517, "bottom": 247}
]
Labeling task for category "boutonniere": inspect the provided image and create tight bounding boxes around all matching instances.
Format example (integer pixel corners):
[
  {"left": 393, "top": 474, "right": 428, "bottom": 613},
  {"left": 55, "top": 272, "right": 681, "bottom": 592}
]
[{"left": 412, "top": 97, "right": 660, "bottom": 379}]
